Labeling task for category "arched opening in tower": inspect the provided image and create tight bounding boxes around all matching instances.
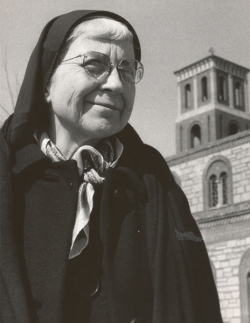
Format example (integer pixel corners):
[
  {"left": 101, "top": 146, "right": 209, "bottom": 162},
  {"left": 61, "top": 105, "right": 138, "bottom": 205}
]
[
  {"left": 185, "top": 84, "right": 191, "bottom": 108},
  {"left": 190, "top": 124, "right": 201, "bottom": 148},
  {"left": 228, "top": 122, "right": 239, "bottom": 136},
  {"left": 201, "top": 77, "right": 208, "bottom": 101}
]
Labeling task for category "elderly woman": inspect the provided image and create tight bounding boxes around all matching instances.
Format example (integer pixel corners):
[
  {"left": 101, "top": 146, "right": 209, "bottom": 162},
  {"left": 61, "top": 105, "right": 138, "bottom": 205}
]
[{"left": 0, "top": 10, "right": 222, "bottom": 323}]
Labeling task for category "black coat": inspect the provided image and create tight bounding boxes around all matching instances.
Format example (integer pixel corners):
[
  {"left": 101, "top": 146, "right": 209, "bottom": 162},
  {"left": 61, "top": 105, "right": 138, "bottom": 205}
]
[
  {"left": 0, "top": 123, "right": 223, "bottom": 323},
  {"left": 1, "top": 10, "right": 223, "bottom": 323}
]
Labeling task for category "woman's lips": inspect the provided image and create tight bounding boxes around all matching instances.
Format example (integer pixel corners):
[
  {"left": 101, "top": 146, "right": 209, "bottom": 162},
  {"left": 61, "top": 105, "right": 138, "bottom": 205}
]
[{"left": 86, "top": 102, "right": 121, "bottom": 110}]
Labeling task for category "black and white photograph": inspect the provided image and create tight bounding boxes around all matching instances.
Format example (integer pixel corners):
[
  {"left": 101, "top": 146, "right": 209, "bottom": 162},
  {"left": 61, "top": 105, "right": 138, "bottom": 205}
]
[{"left": 1, "top": 1, "right": 249, "bottom": 322}]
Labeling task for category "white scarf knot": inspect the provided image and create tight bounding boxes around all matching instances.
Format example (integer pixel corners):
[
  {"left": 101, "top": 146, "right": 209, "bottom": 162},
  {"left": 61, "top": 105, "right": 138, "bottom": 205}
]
[{"left": 39, "top": 132, "right": 123, "bottom": 259}]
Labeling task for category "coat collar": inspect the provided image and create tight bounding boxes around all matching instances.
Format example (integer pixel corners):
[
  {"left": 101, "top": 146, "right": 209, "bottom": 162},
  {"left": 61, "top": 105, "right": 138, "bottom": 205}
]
[
  {"left": 117, "top": 124, "right": 176, "bottom": 191},
  {"left": 11, "top": 140, "right": 50, "bottom": 176}
]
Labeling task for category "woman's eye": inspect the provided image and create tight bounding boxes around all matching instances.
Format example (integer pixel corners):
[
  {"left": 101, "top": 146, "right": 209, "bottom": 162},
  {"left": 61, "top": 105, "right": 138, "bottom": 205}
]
[
  {"left": 84, "top": 59, "right": 103, "bottom": 67},
  {"left": 121, "top": 67, "right": 135, "bottom": 76},
  {"left": 120, "top": 61, "right": 136, "bottom": 74}
]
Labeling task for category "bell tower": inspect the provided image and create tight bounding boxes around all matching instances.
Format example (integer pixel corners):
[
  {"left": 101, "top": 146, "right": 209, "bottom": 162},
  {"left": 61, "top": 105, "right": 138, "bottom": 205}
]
[{"left": 174, "top": 51, "right": 250, "bottom": 153}]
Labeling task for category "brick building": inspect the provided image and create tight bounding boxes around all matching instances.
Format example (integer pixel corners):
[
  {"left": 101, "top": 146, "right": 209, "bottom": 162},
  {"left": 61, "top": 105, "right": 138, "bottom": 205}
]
[{"left": 166, "top": 54, "right": 250, "bottom": 323}]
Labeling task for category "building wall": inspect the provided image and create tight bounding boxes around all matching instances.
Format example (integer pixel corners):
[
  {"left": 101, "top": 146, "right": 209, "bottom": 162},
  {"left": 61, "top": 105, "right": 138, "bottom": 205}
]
[
  {"left": 204, "top": 222, "right": 250, "bottom": 323},
  {"left": 169, "top": 135, "right": 250, "bottom": 214},
  {"left": 167, "top": 132, "right": 250, "bottom": 323}
]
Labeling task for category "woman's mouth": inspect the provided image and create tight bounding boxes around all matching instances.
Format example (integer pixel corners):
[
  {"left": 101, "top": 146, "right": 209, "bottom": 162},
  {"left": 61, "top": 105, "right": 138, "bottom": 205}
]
[{"left": 86, "top": 102, "right": 121, "bottom": 111}]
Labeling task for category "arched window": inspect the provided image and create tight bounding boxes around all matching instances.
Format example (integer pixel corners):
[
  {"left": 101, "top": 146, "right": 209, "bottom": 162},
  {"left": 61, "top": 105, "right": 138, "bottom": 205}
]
[
  {"left": 220, "top": 172, "right": 228, "bottom": 205},
  {"left": 208, "top": 172, "right": 228, "bottom": 208},
  {"left": 190, "top": 124, "right": 201, "bottom": 148},
  {"left": 201, "top": 77, "right": 208, "bottom": 101},
  {"left": 228, "top": 121, "right": 239, "bottom": 136},
  {"left": 219, "top": 76, "right": 226, "bottom": 101},
  {"left": 217, "top": 74, "right": 228, "bottom": 103},
  {"left": 235, "top": 81, "right": 244, "bottom": 107},
  {"left": 209, "top": 175, "right": 218, "bottom": 207},
  {"left": 185, "top": 84, "right": 191, "bottom": 108},
  {"left": 204, "top": 157, "right": 232, "bottom": 209}
]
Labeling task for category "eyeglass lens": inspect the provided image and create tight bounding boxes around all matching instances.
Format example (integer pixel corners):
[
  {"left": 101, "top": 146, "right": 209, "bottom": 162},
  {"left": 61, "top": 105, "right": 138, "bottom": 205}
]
[{"left": 82, "top": 51, "right": 143, "bottom": 84}]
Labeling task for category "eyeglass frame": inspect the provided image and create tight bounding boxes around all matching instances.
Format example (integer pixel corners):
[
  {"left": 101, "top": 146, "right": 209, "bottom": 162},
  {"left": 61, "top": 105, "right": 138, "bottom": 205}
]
[{"left": 61, "top": 51, "right": 144, "bottom": 84}]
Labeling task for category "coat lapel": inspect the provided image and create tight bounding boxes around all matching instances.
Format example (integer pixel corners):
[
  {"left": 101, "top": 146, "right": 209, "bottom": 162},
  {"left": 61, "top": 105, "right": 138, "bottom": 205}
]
[
  {"left": 12, "top": 143, "right": 80, "bottom": 322},
  {"left": 0, "top": 132, "right": 32, "bottom": 323}
]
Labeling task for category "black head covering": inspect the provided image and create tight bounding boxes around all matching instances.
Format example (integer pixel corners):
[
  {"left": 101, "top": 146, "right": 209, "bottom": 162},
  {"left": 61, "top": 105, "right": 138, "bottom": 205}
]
[{"left": 10, "top": 10, "right": 141, "bottom": 148}]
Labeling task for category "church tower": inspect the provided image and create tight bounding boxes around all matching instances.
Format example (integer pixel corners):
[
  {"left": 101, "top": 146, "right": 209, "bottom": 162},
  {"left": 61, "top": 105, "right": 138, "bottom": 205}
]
[
  {"left": 174, "top": 51, "right": 250, "bottom": 153},
  {"left": 167, "top": 53, "right": 250, "bottom": 323}
]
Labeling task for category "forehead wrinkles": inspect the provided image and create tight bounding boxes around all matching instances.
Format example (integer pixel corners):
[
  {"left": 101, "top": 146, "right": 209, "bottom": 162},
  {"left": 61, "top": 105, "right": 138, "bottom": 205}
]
[
  {"left": 104, "top": 41, "right": 135, "bottom": 64},
  {"left": 68, "top": 36, "right": 134, "bottom": 59}
]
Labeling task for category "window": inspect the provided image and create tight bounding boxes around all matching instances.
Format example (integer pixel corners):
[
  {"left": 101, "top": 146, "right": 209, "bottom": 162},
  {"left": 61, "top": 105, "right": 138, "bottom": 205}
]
[
  {"left": 234, "top": 81, "right": 244, "bottom": 109},
  {"left": 218, "top": 76, "right": 226, "bottom": 101},
  {"left": 201, "top": 77, "right": 208, "bottom": 101},
  {"left": 221, "top": 172, "right": 228, "bottom": 205},
  {"left": 228, "top": 121, "right": 239, "bottom": 136},
  {"left": 235, "top": 82, "right": 242, "bottom": 106},
  {"left": 190, "top": 124, "right": 201, "bottom": 148},
  {"left": 185, "top": 84, "right": 191, "bottom": 108},
  {"left": 217, "top": 73, "right": 228, "bottom": 104},
  {"left": 209, "top": 175, "right": 218, "bottom": 207},
  {"left": 208, "top": 172, "right": 228, "bottom": 208},
  {"left": 204, "top": 157, "right": 232, "bottom": 209}
]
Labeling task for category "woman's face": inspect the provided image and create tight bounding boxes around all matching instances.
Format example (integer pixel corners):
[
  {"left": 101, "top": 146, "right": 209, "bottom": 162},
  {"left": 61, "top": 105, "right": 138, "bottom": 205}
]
[{"left": 46, "top": 33, "right": 136, "bottom": 142}]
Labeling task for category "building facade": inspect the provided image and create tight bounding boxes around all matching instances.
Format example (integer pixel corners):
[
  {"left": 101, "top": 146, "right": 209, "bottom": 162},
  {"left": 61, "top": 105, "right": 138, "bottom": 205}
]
[{"left": 166, "top": 54, "right": 250, "bottom": 323}]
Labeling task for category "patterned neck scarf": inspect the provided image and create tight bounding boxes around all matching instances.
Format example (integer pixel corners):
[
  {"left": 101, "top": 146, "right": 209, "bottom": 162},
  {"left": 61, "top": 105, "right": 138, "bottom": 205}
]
[
  {"left": 44, "top": 137, "right": 115, "bottom": 186},
  {"left": 39, "top": 132, "right": 123, "bottom": 259}
]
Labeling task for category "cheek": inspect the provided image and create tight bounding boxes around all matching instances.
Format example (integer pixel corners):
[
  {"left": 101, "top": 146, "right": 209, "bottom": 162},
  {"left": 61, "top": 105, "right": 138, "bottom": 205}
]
[
  {"left": 120, "top": 90, "right": 135, "bottom": 125},
  {"left": 48, "top": 85, "right": 81, "bottom": 124},
  {"left": 49, "top": 71, "right": 98, "bottom": 110},
  {"left": 124, "top": 88, "right": 135, "bottom": 113}
]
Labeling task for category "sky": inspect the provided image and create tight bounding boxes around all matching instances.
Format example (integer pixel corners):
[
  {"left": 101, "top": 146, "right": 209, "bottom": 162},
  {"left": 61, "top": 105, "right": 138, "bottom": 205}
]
[{"left": 0, "top": 0, "right": 249, "bottom": 157}]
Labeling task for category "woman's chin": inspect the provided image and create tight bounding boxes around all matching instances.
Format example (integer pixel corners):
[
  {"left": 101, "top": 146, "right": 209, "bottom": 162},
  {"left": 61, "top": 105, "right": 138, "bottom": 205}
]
[{"left": 77, "top": 121, "right": 121, "bottom": 141}]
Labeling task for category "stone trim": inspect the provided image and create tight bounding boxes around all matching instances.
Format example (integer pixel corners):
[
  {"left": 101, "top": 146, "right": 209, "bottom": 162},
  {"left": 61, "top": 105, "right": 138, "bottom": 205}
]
[
  {"left": 195, "top": 201, "right": 250, "bottom": 229},
  {"left": 195, "top": 200, "right": 250, "bottom": 220},
  {"left": 166, "top": 130, "right": 250, "bottom": 166},
  {"left": 198, "top": 214, "right": 250, "bottom": 229}
]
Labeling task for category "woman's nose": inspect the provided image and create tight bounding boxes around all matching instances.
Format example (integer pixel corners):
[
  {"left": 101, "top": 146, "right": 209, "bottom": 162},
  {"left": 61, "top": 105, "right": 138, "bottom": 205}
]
[{"left": 99, "top": 66, "right": 124, "bottom": 93}]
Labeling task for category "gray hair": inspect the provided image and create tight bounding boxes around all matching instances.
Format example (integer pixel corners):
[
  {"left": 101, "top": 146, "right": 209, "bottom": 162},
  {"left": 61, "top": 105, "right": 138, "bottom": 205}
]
[
  {"left": 58, "top": 18, "right": 134, "bottom": 61},
  {"left": 68, "top": 18, "right": 133, "bottom": 42}
]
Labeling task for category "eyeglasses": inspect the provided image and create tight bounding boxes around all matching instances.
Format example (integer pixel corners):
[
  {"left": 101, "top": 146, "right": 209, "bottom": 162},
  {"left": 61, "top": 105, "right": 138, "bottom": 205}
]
[{"left": 61, "top": 51, "right": 144, "bottom": 84}]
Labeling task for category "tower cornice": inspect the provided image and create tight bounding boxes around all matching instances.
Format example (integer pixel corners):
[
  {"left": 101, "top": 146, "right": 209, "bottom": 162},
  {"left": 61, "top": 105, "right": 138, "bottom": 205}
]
[{"left": 174, "top": 55, "right": 250, "bottom": 82}]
